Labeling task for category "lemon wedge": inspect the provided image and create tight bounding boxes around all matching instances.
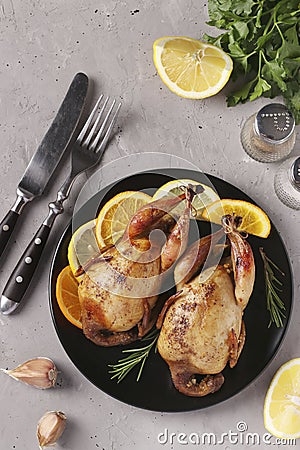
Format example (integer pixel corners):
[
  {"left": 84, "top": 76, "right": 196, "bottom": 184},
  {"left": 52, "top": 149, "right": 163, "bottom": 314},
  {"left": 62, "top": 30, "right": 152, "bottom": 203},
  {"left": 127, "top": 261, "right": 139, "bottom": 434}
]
[
  {"left": 153, "top": 36, "right": 233, "bottom": 99},
  {"left": 264, "top": 358, "right": 300, "bottom": 439},
  {"left": 152, "top": 179, "right": 219, "bottom": 219}
]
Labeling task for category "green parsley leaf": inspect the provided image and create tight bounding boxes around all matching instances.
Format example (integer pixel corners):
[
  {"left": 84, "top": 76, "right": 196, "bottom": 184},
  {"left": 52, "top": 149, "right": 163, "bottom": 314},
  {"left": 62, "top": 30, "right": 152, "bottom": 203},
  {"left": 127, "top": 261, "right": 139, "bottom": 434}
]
[
  {"left": 262, "top": 60, "right": 287, "bottom": 92},
  {"left": 249, "top": 77, "right": 272, "bottom": 101},
  {"left": 205, "top": 0, "right": 300, "bottom": 123},
  {"left": 227, "top": 79, "right": 256, "bottom": 106}
]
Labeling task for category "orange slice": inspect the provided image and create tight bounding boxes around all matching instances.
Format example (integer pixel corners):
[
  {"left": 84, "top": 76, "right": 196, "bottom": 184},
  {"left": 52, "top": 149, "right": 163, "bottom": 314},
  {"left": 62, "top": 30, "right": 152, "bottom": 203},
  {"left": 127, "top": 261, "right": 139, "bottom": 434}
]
[
  {"left": 202, "top": 198, "right": 271, "bottom": 238},
  {"left": 95, "top": 191, "right": 152, "bottom": 247},
  {"left": 56, "top": 266, "right": 82, "bottom": 329}
]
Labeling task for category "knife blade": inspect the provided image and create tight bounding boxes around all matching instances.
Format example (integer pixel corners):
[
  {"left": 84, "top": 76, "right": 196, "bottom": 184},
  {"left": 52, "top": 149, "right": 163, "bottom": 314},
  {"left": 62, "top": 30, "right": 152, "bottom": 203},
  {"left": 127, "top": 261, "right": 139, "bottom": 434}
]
[{"left": 0, "top": 72, "right": 89, "bottom": 259}]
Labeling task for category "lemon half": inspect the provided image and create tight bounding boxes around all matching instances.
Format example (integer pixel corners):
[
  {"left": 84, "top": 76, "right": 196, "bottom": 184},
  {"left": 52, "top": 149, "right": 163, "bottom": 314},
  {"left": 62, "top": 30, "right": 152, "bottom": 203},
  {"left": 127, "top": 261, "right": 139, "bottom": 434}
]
[
  {"left": 153, "top": 36, "right": 233, "bottom": 99},
  {"left": 264, "top": 358, "right": 300, "bottom": 439}
]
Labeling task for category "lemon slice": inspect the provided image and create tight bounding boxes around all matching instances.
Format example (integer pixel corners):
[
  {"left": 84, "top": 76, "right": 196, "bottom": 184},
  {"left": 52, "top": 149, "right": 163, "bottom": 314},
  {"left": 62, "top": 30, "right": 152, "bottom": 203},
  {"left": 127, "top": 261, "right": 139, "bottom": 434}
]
[
  {"left": 153, "top": 36, "right": 233, "bottom": 99},
  {"left": 95, "top": 191, "right": 152, "bottom": 248},
  {"left": 68, "top": 219, "right": 99, "bottom": 278},
  {"left": 264, "top": 358, "right": 300, "bottom": 439},
  {"left": 152, "top": 179, "right": 219, "bottom": 219},
  {"left": 56, "top": 266, "right": 82, "bottom": 329},
  {"left": 202, "top": 199, "right": 271, "bottom": 238}
]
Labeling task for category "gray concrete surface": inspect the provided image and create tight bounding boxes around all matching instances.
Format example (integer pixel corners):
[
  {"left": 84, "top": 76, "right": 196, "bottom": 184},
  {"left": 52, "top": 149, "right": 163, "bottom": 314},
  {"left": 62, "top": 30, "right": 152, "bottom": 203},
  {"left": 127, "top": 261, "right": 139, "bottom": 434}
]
[{"left": 0, "top": 1, "right": 299, "bottom": 449}]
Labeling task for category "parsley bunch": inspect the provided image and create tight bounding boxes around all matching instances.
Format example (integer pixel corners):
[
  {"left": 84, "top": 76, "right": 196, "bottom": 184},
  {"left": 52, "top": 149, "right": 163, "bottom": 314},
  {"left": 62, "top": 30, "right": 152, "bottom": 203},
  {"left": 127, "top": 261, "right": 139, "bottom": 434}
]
[{"left": 204, "top": 0, "right": 300, "bottom": 123}]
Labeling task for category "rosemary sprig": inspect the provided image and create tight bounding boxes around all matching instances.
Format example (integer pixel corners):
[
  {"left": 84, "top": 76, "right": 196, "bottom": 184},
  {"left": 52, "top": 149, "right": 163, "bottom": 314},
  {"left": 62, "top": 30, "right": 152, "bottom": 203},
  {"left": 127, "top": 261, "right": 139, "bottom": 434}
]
[
  {"left": 259, "top": 247, "right": 286, "bottom": 328},
  {"left": 108, "top": 328, "right": 159, "bottom": 383}
]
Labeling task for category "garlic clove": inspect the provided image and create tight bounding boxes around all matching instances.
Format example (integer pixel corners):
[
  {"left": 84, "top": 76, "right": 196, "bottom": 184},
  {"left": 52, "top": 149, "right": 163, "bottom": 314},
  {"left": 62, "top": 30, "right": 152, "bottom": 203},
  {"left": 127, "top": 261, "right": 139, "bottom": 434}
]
[
  {"left": 37, "top": 411, "right": 67, "bottom": 449},
  {"left": 0, "top": 357, "right": 57, "bottom": 389}
]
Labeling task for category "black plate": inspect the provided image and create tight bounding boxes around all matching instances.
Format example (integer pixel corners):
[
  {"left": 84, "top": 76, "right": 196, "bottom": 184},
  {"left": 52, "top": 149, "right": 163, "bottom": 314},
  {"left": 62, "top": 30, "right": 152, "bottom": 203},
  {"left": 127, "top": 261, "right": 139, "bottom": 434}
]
[{"left": 49, "top": 169, "right": 293, "bottom": 412}]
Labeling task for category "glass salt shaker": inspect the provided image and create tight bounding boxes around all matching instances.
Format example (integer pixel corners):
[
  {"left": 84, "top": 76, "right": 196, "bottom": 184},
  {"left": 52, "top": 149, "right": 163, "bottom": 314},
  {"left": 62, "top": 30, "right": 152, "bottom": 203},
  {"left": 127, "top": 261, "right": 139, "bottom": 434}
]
[
  {"left": 274, "top": 156, "right": 300, "bottom": 210},
  {"left": 241, "top": 103, "right": 296, "bottom": 162}
]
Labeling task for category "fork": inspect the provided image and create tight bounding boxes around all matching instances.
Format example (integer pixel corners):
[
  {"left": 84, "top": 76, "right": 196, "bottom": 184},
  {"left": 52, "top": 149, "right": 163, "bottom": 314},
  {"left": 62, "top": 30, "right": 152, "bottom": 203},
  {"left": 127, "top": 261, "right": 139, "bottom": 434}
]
[{"left": 1, "top": 96, "right": 121, "bottom": 314}]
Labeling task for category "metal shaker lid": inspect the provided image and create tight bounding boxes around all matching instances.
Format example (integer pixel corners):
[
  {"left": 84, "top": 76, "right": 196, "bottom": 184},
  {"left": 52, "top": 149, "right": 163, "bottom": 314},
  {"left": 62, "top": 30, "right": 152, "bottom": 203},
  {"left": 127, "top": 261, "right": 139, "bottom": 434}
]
[
  {"left": 291, "top": 157, "right": 300, "bottom": 189},
  {"left": 255, "top": 103, "right": 295, "bottom": 143}
]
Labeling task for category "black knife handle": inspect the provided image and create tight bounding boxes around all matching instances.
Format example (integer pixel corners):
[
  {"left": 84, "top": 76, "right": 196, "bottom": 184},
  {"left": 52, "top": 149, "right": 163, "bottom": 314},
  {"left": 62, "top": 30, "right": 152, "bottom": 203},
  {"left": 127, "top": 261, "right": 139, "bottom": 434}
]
[
  {"left": 0, "top": 193, "right": 30, "bottom": 260},
  {"left": 2, "top": 224, "right": 51, "bottom": 304},
  {"left": 0, "top": 210, "right": 20, "bottom": 258}
]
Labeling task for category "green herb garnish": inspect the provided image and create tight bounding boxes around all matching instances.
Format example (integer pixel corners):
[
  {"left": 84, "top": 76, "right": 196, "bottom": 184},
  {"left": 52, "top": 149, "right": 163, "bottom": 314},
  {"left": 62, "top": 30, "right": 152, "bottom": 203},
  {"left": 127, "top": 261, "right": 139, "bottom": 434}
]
[
  {"left": 204, "top": 0, "right": 300, "bottom": 123},
  {"left": 259, "top": 247, "right": 286, "bottom": 328},
  {"left": 108, "top": 328, "right": 159, "bottom": 382}
]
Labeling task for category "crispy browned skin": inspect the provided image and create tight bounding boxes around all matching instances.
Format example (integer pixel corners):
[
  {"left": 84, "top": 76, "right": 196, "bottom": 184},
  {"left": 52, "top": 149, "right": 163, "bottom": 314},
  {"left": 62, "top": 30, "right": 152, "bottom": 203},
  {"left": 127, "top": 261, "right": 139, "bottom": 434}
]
[
  {"left": 78, "top": 191, "right": 194, "bottom": 346},
  {"left": 169, "top": 368, "right": 225, "bottom": 397},
  {"left": 157, "top": 215, "right": 255, "bottom": 397},
  {"left": 78, "top": 238, "right": 161, "bottom": 345}
]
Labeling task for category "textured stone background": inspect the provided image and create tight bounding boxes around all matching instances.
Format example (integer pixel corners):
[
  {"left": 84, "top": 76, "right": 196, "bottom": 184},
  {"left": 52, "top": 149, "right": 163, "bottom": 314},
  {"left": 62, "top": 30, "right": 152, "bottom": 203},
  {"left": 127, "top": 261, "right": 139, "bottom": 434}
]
[{"left": 0, "top": 1, "right": 299, "bottom": 449}]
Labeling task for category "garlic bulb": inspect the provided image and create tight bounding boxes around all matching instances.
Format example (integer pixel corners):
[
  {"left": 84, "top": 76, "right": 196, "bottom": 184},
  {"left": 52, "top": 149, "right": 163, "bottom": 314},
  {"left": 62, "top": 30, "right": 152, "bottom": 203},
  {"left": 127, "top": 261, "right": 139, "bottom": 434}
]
[
  {"left": 0, "top": 357, "right": 57, "bottom": 389},
  {"left": 37, "top": 411, "right": 67, "bottom": 449}
]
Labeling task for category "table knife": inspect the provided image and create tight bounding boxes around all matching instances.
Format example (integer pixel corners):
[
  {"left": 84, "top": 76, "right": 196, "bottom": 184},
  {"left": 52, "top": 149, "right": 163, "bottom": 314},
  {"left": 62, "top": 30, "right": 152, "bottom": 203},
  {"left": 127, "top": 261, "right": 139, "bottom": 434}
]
[{"left": 0, "top": 72, "right": 89, "bottom": 259}]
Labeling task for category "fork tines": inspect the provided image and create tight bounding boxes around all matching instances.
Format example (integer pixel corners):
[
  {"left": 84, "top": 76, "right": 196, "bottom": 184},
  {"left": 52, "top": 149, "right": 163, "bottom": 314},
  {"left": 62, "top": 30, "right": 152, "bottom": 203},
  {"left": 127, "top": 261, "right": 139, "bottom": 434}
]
[{"left": 78, "top": 95, "right": 121, "bottom": 153}]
